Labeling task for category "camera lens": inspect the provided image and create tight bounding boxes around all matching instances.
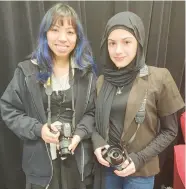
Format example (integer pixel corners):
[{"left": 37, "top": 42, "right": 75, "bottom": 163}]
[
  {"left": 59, "top": 138, "right": 71, "bottom": 158},
  {"left": 113, "top": 152, "right": 119, "bottom": 158}
]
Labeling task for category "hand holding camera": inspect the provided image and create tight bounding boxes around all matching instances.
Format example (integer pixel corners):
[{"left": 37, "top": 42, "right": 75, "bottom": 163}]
[
  {"left": 94, "top": 145, "right": 110, "bottom": 167},
  {"left": 101, "top": 145, "right": 125, "bottom": 171},
  {"left": 54, "top": 121, "right": 73, "bottom": 158},
  {"left": 41, "top": 122, "right": 60, "bottom": 144},
  {"left": 114, "top": 159, "right": 136, "bottom": 177},
  {"left": 68, "top": 135, "right": 81, "bottom": 153},
  {"left": 100, "top": 145, "right": 132, "bottom": 171},
  {"left": 43, "top": 121, "right": 76, "bottom": 158}
]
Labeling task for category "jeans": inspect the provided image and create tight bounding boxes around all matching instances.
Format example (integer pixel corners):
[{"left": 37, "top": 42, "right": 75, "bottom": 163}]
[
  {"left": 29, "top": 184, "right": 93, "bottom": 189},
  {"left": 105, "top": 167, "right": 154, "bottom": 189}
]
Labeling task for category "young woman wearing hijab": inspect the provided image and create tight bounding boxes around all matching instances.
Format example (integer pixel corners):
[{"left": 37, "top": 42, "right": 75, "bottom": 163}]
[
  {"left": 0, "top": 3, "right": 96, "bottom": 189},
  {"left": 92, "top": 11, "right": 184, "bottom": 189}
]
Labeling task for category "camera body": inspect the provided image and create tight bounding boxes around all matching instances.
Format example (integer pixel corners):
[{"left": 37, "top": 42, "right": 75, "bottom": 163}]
[
  {"left": 101, "top": 145, "right": 128, "bottom": 171},
  {"left": 56, "top": 122, "right": 72, "bottom": 158}
]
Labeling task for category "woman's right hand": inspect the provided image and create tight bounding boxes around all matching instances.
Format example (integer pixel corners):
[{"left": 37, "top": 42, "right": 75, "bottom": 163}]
[
  {"left": 94, "top": 145, "right": 110, "bottom": 167},
  {"left": 41, "top": 123, "right": 60, "bottom": 144}
]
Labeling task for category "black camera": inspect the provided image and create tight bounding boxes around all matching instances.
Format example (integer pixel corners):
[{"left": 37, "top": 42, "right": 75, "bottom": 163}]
[
  {"left": 101, "top": 145, "right": 130, "bottom": 171},
  {"left": 56, "top": 122, "right": 72, "bottom": 158}
]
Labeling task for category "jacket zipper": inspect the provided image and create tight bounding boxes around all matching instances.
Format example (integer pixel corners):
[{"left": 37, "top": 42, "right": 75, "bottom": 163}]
[
  {"left": 80, "top": 73, "right": 93, "bottom": 181},
  {"left": 25, "top": 78, "right": 53, "bottom": 188},
  {"left": 45, "top": 145, "right": 53, "bottom": 189},
  {"left": 84, "top": 73, "right": 93, "bottom": 111},
  {"left": 81, "top": 143, "right": 85, "bottom": 181}
]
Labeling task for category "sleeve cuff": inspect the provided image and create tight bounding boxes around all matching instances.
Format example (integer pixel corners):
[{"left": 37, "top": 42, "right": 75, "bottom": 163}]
[
  {"left": 91, "top": 132, "right": 107, "bottom": 151},
  {"left": 34, "top": 123, "right": 43, "bottom": 137},
  {"left": 74, "top": 129, "right": 86, "bottom": 140},
  {"left": 129, "top": 152, "right": 142, "bottom": 171}
]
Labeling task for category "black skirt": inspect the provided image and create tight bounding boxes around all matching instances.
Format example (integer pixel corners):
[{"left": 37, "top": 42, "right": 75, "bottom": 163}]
[
  {"left": 29, "top": 155, "right": 84, "bottom": 189},
  {"left": 48, "top": 155, "right": 81, "bottom": 189}
]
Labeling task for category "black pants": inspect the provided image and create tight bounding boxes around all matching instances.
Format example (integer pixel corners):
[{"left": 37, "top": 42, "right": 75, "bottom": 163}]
[{"left": 29, "top": 156, "right": 92, "bottom": 189}]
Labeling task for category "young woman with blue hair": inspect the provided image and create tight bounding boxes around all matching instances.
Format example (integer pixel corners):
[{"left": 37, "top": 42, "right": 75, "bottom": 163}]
[{"left": 0, "top": 3, "right": 96, "bottom": 189}]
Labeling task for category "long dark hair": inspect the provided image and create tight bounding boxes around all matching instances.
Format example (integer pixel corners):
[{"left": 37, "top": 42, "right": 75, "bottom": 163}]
[{"left": 32, "top": 3, "right": 96, "bottom": 83}]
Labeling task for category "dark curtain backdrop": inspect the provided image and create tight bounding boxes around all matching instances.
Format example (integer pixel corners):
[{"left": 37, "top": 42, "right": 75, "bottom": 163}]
[{"left": 0, "top": 1, "right": 185, "bottom": 189}]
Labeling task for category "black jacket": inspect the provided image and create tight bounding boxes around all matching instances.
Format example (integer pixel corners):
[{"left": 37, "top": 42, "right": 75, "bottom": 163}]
[{"left": 0, "top": 60, "right": 96, "bottom": 187}]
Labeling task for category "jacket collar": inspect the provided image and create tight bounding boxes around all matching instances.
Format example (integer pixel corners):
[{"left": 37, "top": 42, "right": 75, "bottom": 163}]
[
  {"left": 139, "top": 64, "right": 149, "bottom": 77},
  {"left": 25, "top": 70, "right": 47, "bottom": 124}
]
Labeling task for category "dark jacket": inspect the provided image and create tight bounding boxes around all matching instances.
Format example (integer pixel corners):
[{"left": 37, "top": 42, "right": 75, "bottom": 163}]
[{"left": 0, "top": 60, "right": 96, "bottom": 187}]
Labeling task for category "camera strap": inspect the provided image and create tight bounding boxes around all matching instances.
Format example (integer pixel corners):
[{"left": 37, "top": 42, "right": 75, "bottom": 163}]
[
  {"left": 127, "top": 89, "right": 148, "bottom": 145},
  {"left": 45, "top": 61, "right": 76, "bottom": 133},
  {"left": 45, "top": 77, "right": 52, "bottom": 130},
  {"left": 69, "top": 62, "right": 76, "bottom": 132},
  {"left": 121, "top": 65, "right": 149, "bottom": 147}
]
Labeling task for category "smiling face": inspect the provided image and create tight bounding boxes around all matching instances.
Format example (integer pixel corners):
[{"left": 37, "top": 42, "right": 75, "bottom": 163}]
[
  {"left": 47, "top": 18, "right": 77, "bottom": 60},
  {"left": 107, "top": 29, "right": 138, "bottom": 69}
]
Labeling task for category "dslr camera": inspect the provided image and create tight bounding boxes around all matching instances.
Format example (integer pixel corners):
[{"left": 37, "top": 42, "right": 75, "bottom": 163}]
[
  {"left": 101, "top": 145, "right": 130, "bottom": 171},
  {"left": 55, "top": 122, "right": 72, "bottom": 158}
]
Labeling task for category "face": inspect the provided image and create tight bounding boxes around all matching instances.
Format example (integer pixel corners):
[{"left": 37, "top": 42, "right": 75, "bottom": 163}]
[
  {"left": 47, "top": 18, "right": 77, "bottom": 60},
  {"left": 108, "top": 29, "right": 138, "bottom": 69}
]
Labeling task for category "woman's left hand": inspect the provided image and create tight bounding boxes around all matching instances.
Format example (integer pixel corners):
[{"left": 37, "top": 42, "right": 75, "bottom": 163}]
[
  {"left": 68, "top": 135, "right": 81, "bottom": 153},
  {"left": 114, "top": 159, "right": 136, "bottom": 177}
]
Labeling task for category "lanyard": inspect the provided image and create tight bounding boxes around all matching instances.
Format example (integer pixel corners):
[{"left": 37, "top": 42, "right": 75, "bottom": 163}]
[{"left": 45, "top": 63, "right": 76, "bottom": 133}]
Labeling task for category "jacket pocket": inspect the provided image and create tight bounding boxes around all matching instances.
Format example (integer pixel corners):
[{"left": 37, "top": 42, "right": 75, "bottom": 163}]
[
  {"left": 22, "top": 140, "right": 51, "bottom": 177},
  {"left": 22, "top": 141, "right": 36, "bottom": 175}
]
